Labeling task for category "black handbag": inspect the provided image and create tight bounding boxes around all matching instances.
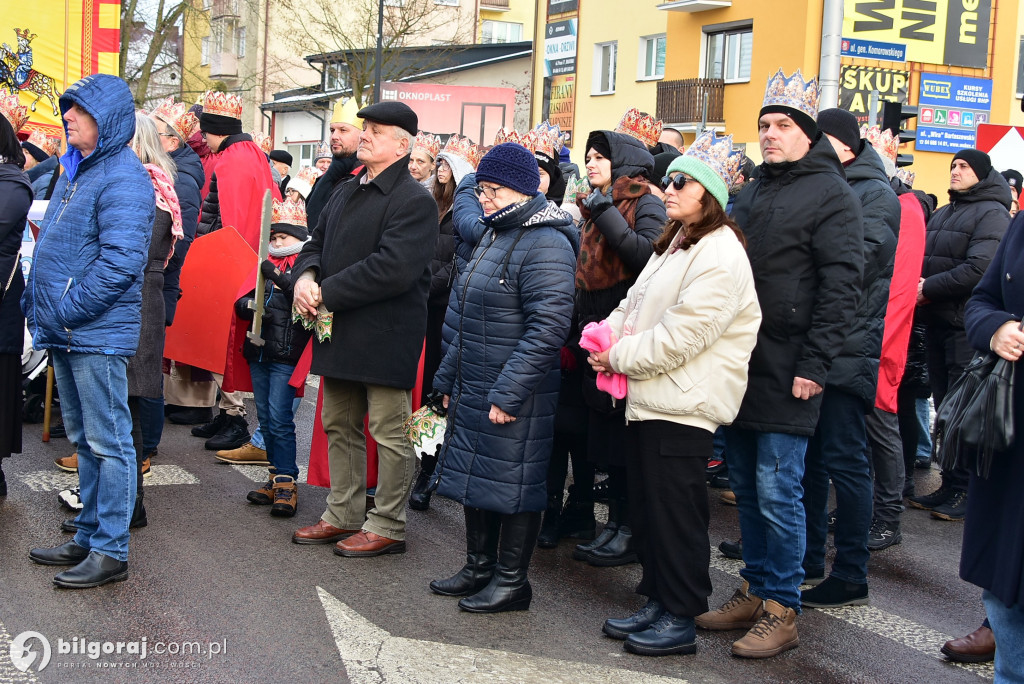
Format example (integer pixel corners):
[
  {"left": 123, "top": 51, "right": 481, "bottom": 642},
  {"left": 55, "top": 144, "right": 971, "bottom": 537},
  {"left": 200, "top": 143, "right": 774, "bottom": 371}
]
[{"left": 933, "top": 350, "right": 1017, "bottom": 479}]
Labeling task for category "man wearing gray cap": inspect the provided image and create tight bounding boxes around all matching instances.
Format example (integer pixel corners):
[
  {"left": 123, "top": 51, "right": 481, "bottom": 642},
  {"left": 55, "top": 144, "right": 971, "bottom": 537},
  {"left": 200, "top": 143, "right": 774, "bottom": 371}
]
[{"left": 291, "top": 101, "right": 439, "bottom": 557}]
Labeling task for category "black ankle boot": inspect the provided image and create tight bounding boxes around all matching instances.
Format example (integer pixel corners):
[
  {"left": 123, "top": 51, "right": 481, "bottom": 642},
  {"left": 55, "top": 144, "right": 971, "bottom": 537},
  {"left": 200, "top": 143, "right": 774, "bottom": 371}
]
[
  {"left": 409, "top": 453, "right": 437, "bottom": 511},
  {"left": 585, "top": 524, "right": 637, "bottom": 566},
  {"left": 573, "top": 497, "right": 620, "bottom": 560},
  {"left": 0, "top": 463, "right": 6, "bottom": 496},
  {"left": 536, "top": 493, "right": 563, "bottom": 549},
  {"left": 459, "top": 511, "right": 542, "bottom": 613},
  {"left": 559, "top": 483, "right": 596, "bottom": 540},
  {"left": 191, "top": 409, "right": 227, "bottom": 438},
  {"left": 204, "top": 414, "right": 250, "bottom": 451},
  {"left": 430, "top": 507, "right": 500, "bottom": 596},
  {"left": 130, "top": 490, "right": 148, "bottom": 529}
]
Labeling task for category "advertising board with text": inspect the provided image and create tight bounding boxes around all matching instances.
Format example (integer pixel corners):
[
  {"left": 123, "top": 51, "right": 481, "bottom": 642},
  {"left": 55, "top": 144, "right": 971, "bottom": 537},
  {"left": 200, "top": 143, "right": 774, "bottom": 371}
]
[
  {"left": 916, "top": 73, "right": 992, "bottom": 153},
  {"left": 838, "top": 65, "right": 909, "bottom": 125},
  {"left": 544, "top": 19, "right": 577, "bottom": 77},
  {"left": 541, "top": 74, "right": 576, "bottom": 146},
  {"left": 380, "top": 82, "right": 516, "bottom": 146}
]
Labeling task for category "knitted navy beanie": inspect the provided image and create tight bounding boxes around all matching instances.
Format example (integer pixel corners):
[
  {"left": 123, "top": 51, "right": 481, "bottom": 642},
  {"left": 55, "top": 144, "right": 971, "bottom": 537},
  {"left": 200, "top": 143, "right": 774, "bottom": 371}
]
[{"left": 476, "top": 142, "right": 541, "bottom": 196}]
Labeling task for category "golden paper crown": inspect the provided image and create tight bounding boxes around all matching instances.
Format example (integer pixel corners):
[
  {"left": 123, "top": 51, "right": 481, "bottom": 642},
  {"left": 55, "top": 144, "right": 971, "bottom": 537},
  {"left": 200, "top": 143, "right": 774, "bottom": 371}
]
[
  {"left": 530, "top": 121, "right": 565, "bottom": 160},
  {"left": 0, "top": 92, "right": 29, "bottom": 132},
  {"left": 413, "top": 132, "right": 441, "bottom": 159},
  {"left": 202, "top": 90, "right": 242, "bottom": 120},
  {"left": 615, "top": 108, "right": 663, "bottom": 149},
  {"left": 15, "top": 28, "right": 37, "bottom": 41},
  {"left": 272, "top": 199, "right": 307, "bottom": 228},
  {"left": 331, "top": 97, "right": 360, "bottom": 127},
  {"left": 684, "top": 130, "right": 743, "bottom": 190},
  {"left": 762, "top": 69, "right": 820, "bottom": 121},
  {"left": 492, "top": 128, "right": 529, "bottom": 148},
  {"left": 250, "top": 130, "right": 272, "bottom": 154},
  {"left": 151, "top": 97, "right": 200, "bottom": 141},
  {"left": 313, "top": 141, "right": 331, "bottom": 160},
  {"left": 442, "top": 133, "right": 483, "bottom": 169},
  {"left": 297, "top": 165, "right": 322, "bottom": 184},
  {"left": 860, "top": 124, "right": 899, "bottom": 163},
  {"left": 896, "top": 168, "right": 915, "bottom": 187},
  {"left": 26, "top": 129, "right": 61, "bottom": 156}
]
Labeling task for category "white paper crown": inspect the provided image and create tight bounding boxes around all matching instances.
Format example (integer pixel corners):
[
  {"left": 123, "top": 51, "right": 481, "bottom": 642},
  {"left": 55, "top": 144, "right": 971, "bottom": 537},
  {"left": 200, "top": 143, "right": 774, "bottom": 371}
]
[
  {"left": 684, "top": 130, "right": 743, "bottom": 190},
  {"left": 313, "top": 141, "right": 331, "bottom": 160},
  {"left": 860, "top": 124, "right": 899, "bottom": 163},
  {"left": 762, "top": 69, "right": 820, "bottom": 121},
  {"left": 530, "top": 121, "right": 565, "bottom": 160}
]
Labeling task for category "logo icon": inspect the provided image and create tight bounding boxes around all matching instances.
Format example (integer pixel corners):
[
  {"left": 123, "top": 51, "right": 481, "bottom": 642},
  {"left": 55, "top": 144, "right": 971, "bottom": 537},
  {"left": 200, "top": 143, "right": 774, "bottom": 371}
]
[{"left": 10, "top": 631, "right": 51, "bottom": 672}]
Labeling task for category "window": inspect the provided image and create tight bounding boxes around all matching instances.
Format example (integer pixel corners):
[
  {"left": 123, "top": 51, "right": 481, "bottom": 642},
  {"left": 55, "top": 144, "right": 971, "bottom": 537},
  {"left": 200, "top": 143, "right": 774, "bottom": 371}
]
[
  {"left": 592, "top": 41, "right": 617, "bottom": 95},
  {"left": 704, "top": 26, "right": 752, "bottom": 83},
  {"left": 481, "top": 20, "right": 522, "bottom": 44},
  {"left": 325, "top": 62, "right": 348, "bottom": 92},
  {"left": 202, "top": 0, "right": 212, "bottom": 10},
  {"left": 288, "top": 143, "right": 317, "bottom": 169},
  {"left": 435, "top": 0, "right": 459, "bottom": 5},
  {"left": 1017, "top": 36, "right": 1024, "bottom": 96},
  {"left": 236, "top": 26, "right": 246, "bottom": 58},
  {"left": 201, "top": 36, "right": 210, "bottom": 65},
  {"left": 639, "top": 34, "right": 666, "bottom": 80},
  {"left": 384, "top": 0, "right": 404, "bottom": 6}
]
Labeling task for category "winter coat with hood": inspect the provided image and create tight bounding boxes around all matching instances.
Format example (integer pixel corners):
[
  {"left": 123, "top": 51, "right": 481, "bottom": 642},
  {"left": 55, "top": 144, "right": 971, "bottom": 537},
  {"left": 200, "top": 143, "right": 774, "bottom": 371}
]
[
  {"left": 921, "top": 168, "right": 1012, "bottom": 330},
  {"left": 163, "top": 143, "right": 204, "bottom": 325},
  {"left": 26, "top": 154, "right": 59, "bottom": 200},
  {"left": 825, "top": 141, "right": 900, "bottom": 407},
  {"left": 432, "top": 192, "right": 578, "bottom": 514},
  {"left": 730, "top": 132, "right": 864, "bottom": 436},
  {"left": 22, "top": 73, "right": 155, "bottom": 356},
  {"left": 0, "top": 164, "right": 31, "bottom": 355}
]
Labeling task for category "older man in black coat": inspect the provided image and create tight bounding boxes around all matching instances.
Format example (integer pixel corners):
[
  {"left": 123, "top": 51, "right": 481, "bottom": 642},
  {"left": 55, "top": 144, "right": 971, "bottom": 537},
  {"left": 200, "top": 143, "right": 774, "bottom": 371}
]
[{"left": 291, "top": 101, "right": 438, "bottom": 557}]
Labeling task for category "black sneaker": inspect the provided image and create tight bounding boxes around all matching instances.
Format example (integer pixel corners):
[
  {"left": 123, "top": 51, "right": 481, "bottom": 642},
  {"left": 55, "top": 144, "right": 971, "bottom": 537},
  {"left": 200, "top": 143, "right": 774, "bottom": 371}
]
[
  {"left": 718, "top": 538, "right": 742, "bottom": 560},
  {"left": 191, "top": 410, "right": 228, "bottom": 438},
  {"left": 709, "top": 472, "right": 730, "bottom": 489},
  {"left": 908, "top": 484, "right": 953, "bottom": 511},
  {"left": 931, "top": 490, "right": 967, "bottom": 521},
  {"left": 914, "top": 458, "right": 932, "bottom": 470},
  {"left": 204, "top": 415, "right": 250, "bottom": 451},
  {"left": 827, "top": 508, "right": 837, "bottom": 533},
  {"left": 867, "top": 519, "right": 902, "bottom": 551},
  {"left": 802, "top": 566, "right": 826, "bottom": 587},
  {"left": 800, "top": 576, "right": 869, "bottom": 608}
]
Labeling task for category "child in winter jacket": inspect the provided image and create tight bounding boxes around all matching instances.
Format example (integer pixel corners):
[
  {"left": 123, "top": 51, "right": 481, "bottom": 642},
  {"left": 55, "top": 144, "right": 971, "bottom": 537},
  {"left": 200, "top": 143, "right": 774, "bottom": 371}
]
[{"left": 234, "top": 199, "right": 312, "bottom": 516}]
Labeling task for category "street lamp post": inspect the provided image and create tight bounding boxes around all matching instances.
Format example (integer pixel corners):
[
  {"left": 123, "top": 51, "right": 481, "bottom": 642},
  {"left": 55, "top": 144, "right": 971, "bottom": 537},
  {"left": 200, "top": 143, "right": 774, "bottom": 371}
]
[{"left": 373, "top": 0, "right": 385, "bottom": 104}]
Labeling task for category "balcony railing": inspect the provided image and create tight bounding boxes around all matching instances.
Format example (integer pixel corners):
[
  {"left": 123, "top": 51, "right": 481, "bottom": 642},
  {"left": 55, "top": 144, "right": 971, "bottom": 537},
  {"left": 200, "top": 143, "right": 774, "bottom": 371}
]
[
  {"left": 480, "top": 0, "right": 510, "bottom": 8},
  {"left": 656, "top": 78, "right": 725, "bottom": 126},
  {"left": 209, "top": 52, "right": 238, "bottom": 79},
  {"left": 211, "top": 0, "right": 239, "bottom": 19}
]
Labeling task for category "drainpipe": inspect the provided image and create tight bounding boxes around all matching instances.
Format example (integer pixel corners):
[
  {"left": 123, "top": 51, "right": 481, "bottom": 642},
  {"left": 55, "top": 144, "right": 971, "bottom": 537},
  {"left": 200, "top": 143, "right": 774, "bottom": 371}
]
[{"left": 818, "top": 0, "right": 843, "bottom": 111}]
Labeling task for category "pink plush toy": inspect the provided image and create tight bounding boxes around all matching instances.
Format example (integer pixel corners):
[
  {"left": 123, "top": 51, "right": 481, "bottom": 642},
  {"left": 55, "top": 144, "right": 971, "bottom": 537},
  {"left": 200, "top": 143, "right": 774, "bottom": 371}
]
[{"left": 579, "top": 321, "right": 628, "bottom": 400}]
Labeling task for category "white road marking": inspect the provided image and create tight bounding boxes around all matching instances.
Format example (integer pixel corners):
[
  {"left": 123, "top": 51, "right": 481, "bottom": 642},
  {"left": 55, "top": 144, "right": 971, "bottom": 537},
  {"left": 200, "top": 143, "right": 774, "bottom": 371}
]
[
  {"left": 17, "top": 465, "right": 199, "bottom": 493},
  {"left": 230, "top": 464, "right": 307, "bottom": 485},
  {"left": 709, "top": 545, "right": 993, "bottom": 679},
  {"left": 0, "top": 619, "right": 39, "bottom": 683},
  {"left": 317, "top": 587, "right": 690, "bottom": 684}
]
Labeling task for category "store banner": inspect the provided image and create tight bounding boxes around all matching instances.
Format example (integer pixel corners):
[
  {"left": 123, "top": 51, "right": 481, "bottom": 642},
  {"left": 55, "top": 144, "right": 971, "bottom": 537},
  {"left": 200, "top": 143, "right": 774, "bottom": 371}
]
[
  {"left": 843, "top": 0, "right": 991, "bottom": 68},
  {"left": 838, "top": 65, "right": 909, "bottom": 125},
  {"left": 548, "top": 0, "right": 578, "bottom": 15},
  {"left": 544, "top": 19, "right": 577, "bottom": 78},
  {"left": 380, "top": 82, "right": 516, "bottom": 146},
  {"left": 541, "top": 73, "right": 576, "bottom": 146},
  {"left": 916, "top": 73, "right": 992, "bottom": 153},
  {"left": 2, "top": 0, "right": 121, "bottom": 138}
]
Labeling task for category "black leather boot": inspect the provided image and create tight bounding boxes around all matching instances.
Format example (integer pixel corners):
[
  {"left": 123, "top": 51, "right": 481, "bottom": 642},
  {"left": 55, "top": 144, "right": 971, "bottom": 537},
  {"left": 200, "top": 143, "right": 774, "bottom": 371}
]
[
  {"left": 205, "top": 414, "right": 250, "bottom": 451},
  {"left": 583, "top": 498, "right": 637, "bottom": 567},
  {"left": 0, "top": 462, "right": 6, "bottom": 496},
  {"left": 409, "top": 453, "right": 437, "bottom": 511},
  {"left": 536, "top": 493, "right": 563, "bottom": 549},
  {"left": 53, "top": 551, "right": 129, "bottom": 588},
  {"left": 573, "top": 498, "right": 620, "bottom": 561},
  {"left": 191, "top": 409, "right": 228, "bottom": 438},
  {"left": 458, "top": 511, "right": 542, "bottom": 613},
  {"left": 559, "top": 483, "right": 596, "bottom": 540},
  {"left": 431, "top": 507, "right": 500, "bottom": 596},
  {"left": 130, "top": 488, "right": 148, "bottom": 529}
]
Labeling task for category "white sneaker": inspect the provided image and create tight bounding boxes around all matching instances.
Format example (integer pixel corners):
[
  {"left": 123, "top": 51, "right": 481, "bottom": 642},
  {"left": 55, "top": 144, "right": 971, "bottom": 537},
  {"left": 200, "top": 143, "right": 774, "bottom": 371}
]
[{"left": 58, "top": 486, "right": 83, "bottom": 511}]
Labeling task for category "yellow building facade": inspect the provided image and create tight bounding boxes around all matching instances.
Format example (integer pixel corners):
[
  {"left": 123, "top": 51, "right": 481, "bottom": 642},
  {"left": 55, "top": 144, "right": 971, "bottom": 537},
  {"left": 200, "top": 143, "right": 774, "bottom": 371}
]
[{"left": 658, "top": 0, "right": 1021, "bottom": 198}]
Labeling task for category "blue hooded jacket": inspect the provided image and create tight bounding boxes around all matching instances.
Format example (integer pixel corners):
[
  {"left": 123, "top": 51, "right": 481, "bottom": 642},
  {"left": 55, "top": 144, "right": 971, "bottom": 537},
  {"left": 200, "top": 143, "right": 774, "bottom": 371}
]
[{"left": 22, "top": 74, "right": 155, "bottom": 355}]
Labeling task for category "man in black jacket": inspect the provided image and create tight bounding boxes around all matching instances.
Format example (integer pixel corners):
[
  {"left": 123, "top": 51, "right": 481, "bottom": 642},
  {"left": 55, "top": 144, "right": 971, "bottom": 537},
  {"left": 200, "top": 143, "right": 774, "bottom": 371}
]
[
  {"left": 291, "top": 101, "right": 438, "bottom": 558},
  {"left": 304, "top": 97, "right": 362, "bottom": 229},
  {"left": 911, "top": 150, "right": 1011, "bottom": 520},
  {"left": 696, "top": 70, "right": 864, "bottom": 659},
  {"left": 800, "top": 109, "right": 899, "bottom": 607}
]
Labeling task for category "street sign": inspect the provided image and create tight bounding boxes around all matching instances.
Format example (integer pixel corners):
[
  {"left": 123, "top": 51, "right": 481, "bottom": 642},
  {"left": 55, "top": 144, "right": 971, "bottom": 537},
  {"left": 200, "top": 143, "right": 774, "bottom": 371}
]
[
  {"left": 916, "top": 74, "right": 992, "bottom": 153},
  {"left": 840, "top": 37, "right": 906, "bottom": 62},
  {"left": 976, "top": 124, "right": 1024, "bottom": 176}
]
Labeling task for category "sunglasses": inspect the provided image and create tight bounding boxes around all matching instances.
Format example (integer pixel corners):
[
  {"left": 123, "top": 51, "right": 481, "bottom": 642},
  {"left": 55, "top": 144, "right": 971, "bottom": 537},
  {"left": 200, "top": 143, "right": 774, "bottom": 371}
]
[{"left": 660, "top": 174, "right": 690, "bottom": 191}]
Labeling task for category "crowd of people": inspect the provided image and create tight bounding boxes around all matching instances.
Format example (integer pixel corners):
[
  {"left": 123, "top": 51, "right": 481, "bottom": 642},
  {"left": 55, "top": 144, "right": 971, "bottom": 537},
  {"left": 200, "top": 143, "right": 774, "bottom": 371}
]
[{"left": 0, "top": 63, "right": 1022, "bottom": 678}]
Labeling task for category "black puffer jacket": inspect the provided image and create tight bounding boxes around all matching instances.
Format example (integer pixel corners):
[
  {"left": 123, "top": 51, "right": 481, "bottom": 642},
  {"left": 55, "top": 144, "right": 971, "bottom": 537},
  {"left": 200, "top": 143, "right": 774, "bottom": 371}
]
[
  {"left": 430, "top": 209, "right": 456, "bottom": 308},
  {"left": 433, "top": 194, "right": 578, "bottom": 514},
  {"left": 163, "top": 144, "right": 205, "bottom": 325},
  {"left": 0, "top": 164, "right": 32, "bottom": 355},
  {"left": 921, "top": 168, "right": 1011, "bottom": 329},
  {"left": 825, "top": 142, "right": 900, "bottom": 406},
  {"left": 235, "top": 257, "right": 311, "bottom": 366},
  {"left": 730, "top": 133, "right": 865, "bottom": 435}
]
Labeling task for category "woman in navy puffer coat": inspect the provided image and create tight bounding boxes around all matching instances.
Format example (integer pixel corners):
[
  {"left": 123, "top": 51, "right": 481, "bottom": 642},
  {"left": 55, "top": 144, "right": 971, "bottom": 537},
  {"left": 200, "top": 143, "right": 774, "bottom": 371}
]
[{"left": 430, "top": 143, "right": 578, "bottom": 614}]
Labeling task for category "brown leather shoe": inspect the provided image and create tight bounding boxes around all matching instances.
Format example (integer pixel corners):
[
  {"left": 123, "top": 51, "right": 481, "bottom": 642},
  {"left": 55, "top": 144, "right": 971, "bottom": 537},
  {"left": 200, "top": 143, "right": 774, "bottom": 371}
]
[
  {"left": 291, "top": 519, "right": 359, "bottom": 545},
  {"left": 696, "top": 581, "right": 764, "bottom": 630},
  {"left": 247, "top": 472, "right": 276, "bottom": 505},
  {"left": 271, "top": 476, "right": 298, "bottom": 518},
  {"left": 941, "top": 624, "right": 995, "bottom": 663},
  {"left": 334, "top": 530, "right": 406, "bottom": 557},
  {"left": 55, "top": 453, "right": 78, "bottom": 473},
  {"left": 720, "top": 490, "right": 737, "bottom": 506},
  {"left": 215, "top": 442, "right": 270, "bottom": 465},
  {"left": 141, "top": 457, "right": 152, "bottom": 479},
  {"left": 732, "top": 599, "right": 799, "bottom": 659}
]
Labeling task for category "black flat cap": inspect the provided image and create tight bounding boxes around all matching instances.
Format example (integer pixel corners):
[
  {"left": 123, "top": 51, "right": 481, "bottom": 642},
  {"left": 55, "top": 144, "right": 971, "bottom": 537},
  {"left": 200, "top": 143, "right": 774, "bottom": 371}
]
[
  {"left": 357, "top": 101, "right": 418, "bottom": 136},
  {"left": 269, "top": 149, "right": 293, "bottom": 165}
]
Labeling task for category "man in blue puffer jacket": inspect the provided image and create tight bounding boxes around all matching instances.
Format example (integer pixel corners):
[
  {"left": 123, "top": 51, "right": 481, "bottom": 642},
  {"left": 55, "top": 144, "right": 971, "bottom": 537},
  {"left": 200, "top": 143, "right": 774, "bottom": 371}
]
[{"left": 22, "top": 73, "right": 154, "bottom": 589}]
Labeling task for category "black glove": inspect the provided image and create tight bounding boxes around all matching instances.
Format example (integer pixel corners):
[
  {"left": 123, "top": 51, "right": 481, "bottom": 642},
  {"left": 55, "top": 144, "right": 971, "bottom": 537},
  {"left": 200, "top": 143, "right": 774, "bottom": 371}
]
[
  {"left": 261, "top": 259, "right": 292, "bottom": 289},
  {"left": 234, "top": 294, "right": 256, "bottom": 321},
  {"left": 424, "top": 389, "right": 448, "bottom": 417},
  {"left": 582, "top": 186, "right": 614, "bottom": 218}
]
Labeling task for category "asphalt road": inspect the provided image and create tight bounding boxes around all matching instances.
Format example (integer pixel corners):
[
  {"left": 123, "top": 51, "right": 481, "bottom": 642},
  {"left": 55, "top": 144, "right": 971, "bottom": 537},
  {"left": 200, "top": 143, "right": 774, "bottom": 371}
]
[{"left": 0, "top": 388, "right": 993, "bottom": 683}]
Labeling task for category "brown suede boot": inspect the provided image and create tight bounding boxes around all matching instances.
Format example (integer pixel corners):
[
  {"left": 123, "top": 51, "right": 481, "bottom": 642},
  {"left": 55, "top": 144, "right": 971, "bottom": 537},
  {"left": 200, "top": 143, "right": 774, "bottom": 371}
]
[
  {"left": 696, "top": 581, "right": 764, "bottom": 630},
  {"left": 247, "top": 469, "right": 277, "bottom": 505},
  {"left": 731, "top": 599, "right": 799, "bottom": 658},
  {"left": 271, "top": 476, "right": 298, "bottom": 517}
]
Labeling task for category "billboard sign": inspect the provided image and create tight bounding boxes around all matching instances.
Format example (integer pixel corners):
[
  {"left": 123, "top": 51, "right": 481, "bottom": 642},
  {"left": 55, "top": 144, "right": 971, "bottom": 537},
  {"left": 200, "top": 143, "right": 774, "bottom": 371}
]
[
  {"left": 380, "top": 82, "right": 516, "bottom": 146},
  {"left": 544, "top": 19, "right": 577, "bottom": 77},
  {"left": 541, "top": 74, "right": 576, "bottom": 146},
  {"left": 916, "top": 73, "right": 992, "bottom": 152},
  {"left": 548, "top": 0, "right": 578, "bottom": 15},
  {"left": 838, "top": 65, "right": 910, "bottom": 125},
  {"left": 843, "top": 0, "right": 991, "bottom": 68}
]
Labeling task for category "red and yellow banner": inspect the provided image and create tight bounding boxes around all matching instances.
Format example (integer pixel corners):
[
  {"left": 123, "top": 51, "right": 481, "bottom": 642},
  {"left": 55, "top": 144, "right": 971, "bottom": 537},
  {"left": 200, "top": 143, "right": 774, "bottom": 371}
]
[{"left": 2, "top": 0, "right": 121, "bottom": 139}]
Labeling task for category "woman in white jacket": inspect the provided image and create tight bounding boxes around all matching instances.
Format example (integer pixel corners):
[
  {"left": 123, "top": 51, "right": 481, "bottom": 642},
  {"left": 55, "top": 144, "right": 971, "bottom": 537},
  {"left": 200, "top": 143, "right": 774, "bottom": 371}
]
[{"left": 588, "top": 130, "right": 761, "bottom": 657}]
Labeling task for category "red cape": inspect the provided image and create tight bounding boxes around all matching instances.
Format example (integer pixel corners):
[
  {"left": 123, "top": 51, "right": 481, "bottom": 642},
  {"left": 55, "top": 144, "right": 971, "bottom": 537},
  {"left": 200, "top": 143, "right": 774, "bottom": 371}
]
[{"left": 874, "top": 193, "right": 927, "bottom": 413}]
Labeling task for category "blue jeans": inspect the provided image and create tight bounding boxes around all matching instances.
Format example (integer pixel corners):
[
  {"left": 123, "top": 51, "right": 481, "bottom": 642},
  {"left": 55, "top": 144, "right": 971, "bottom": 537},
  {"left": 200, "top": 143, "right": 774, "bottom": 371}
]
[
  {"left": 136, "top": 395, "right": 163, "bottom": 454},
  {"left": 52, "top": 351, "right": 135, "bottom": 561},
  {"left": 983, "top": 590, "right": 1024, "bottom": 683},
  {"left": 803, "top": 388, "right": 872, "bottom": 584},
  {"left": 712, "top": 426, "right": 726, "bottom": 461},
  {"left": 250, "top": 397, "right": 301, "bottom": 451},
  {"left": 248, "top": 361, "right": 299, "bottom": 478},
  {"left": 726, "top": 428, "right": 809, "bottom": 611},
  {"left": 914, "top": 397, "right": 932, "bottom": 463}
]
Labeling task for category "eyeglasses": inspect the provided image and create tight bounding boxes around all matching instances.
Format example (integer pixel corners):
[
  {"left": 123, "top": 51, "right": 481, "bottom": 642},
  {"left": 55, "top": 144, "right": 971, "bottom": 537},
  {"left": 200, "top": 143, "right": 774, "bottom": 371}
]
[
  {"left": 474, "top": 184, "right": 503, "bottom": 199},
  {"left": 660, "top": 174, "right": 690, "bottom": 192}
]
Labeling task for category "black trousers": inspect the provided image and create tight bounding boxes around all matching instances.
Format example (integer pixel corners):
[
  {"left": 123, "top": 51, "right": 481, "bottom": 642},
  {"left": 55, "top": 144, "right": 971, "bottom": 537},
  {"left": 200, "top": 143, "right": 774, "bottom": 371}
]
[
  {"left": 925, "top": 324, "right": 975, "bottom": 492},
  {"left": 627, "top": 420, "right": 713, "bottom": 617}
]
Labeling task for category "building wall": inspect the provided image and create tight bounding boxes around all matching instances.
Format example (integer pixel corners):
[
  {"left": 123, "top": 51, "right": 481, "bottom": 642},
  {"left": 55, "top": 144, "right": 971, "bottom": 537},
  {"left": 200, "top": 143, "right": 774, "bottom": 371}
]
[{"left": 479, "top": 0, "right": 535, "bottom": 44}]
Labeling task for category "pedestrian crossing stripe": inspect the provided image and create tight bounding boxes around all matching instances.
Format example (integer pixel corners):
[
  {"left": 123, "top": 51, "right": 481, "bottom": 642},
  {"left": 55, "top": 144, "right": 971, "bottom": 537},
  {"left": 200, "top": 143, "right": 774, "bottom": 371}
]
[
  {"left": 229, "top": 464, "right": 308, "bottom": 485},
  {"left": 17, "top": 465, "right": 200, "bottom": 493}
]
